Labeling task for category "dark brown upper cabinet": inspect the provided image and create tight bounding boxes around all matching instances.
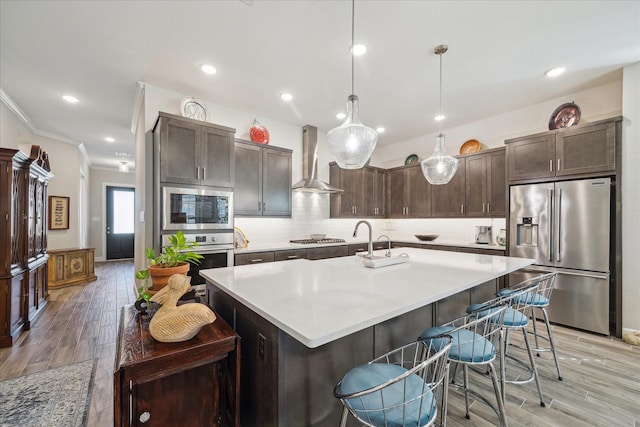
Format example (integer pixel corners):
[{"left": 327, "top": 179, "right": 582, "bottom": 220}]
[
  {"left": 329, "top": 163, "right": 366, "bottom": 218},
  {"left": 465, "top": 148, "right": 506, "bottom": 217},
  {"left": 506, "top": 117, "right": 620, "bottom": 183},
  {"left": 234, "top": 139, "right": 292, "bottom": 217},
  {"left": 155, "top": 112, "right": 235, "bottom": 187},
  {"left": 430, "top": 160, "right": 466, "bottom": 217},
  {"left": 386, "top": 164, "right": 431, "bottom": 218}
]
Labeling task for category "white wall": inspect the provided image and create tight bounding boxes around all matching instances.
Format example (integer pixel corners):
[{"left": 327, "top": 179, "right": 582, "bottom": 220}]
[
  {"left": 621, "top": 63, "right": 640, "bottom": 335},
  {"left": 377, "top": 81, "right": 622, "bottom": 168},
  {"left": 1, "top": 102, "right": 90, "bottom": 250}
]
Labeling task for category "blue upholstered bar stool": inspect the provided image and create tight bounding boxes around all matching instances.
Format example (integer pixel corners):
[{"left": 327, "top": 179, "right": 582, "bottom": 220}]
[
  {"left": 419, "top": 304, "right": 509, "bottom": 427},
  {"left": 499, "top": 273, "right": 563, "bottom": 382},
  {"left": 467, "top": 278, "right": 548, "bottom": 406},
  {"left": 334, "top": 337, "right": 452, "bottom": 427}
]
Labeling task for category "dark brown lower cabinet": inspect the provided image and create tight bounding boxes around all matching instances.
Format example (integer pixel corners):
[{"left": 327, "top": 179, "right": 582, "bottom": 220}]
[{"left": 114, "top": 304, "right": 240, "bottom": 427}]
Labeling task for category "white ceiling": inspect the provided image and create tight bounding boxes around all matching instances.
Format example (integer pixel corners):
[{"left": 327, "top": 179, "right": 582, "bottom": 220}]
[{"left": 1, "top": 1, "right": 639, "bottom": 170}]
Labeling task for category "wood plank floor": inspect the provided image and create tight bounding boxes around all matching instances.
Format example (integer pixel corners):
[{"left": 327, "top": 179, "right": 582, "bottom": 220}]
[{"left": 1, "top": 260, "right": 638, "bottom": 426}]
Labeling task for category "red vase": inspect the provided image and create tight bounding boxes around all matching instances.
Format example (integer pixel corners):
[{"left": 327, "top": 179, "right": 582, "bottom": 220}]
[{"left": 249, "top": 119, "right": 270, "bottom": 144}]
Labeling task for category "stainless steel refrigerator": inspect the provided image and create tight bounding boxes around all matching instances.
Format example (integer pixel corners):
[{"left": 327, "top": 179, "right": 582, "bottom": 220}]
[{"left": 509, "top": 177, "right": 611, "bottom": 334}]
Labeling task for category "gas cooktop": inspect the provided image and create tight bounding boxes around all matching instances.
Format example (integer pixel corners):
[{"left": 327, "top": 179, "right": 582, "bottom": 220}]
[{"left": 290, "top": 238, "right": 346, "bottom": 245}]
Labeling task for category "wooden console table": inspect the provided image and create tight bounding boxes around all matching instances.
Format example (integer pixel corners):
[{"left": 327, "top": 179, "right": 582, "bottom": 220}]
[
  {"left": 47, "top": 247, "right": 97, "bottom": 289},
  {"left": 114, "top": 304, "right": 241, "bottom": 427}
]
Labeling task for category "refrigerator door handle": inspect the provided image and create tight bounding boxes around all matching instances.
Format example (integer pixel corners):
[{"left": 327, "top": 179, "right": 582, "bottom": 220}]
[
  {"left": 547, "top": 188, "right": 553, "bottom": 262},
  {"left": 556, "top": 188, "right": 562, "bottom": 262}
]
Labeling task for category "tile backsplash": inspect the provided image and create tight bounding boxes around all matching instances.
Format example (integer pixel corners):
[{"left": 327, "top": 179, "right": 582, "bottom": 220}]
[{"left": 234, "top": 192, "right": 506, "bottom": 246}]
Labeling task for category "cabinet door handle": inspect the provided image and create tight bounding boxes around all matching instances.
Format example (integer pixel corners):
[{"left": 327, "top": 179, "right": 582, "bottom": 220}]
[
  {"left": 461, "top": 204, "right": 464, "bottom": 214},
  {"left": 557, "top": 158, "right": 561, "bottom": 171},
  {"left": 487, "top": 202, "right": 490, "bottom": 213},
  {"left": 250, "top": 258, "right": 263, "bottom": 263},
  {"left": 549, "top": 160, "right": 553, "bottom": 172},
  {"left": 258, "top": 201, "right": 262, "bottom": 211},
  {"left": 196, "top": 166, "right": 200, "bottom": 179},
  {"left": 482, "top": 203, "right": 485, "bottom": 213},
  {"left": 202, "top": 167, "right": 206, "bottom": 180}
]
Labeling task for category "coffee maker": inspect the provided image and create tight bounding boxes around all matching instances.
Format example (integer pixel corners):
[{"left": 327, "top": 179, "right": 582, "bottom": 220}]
[{"left": 475, "top": 226, "right": 492, "bottom": 244}]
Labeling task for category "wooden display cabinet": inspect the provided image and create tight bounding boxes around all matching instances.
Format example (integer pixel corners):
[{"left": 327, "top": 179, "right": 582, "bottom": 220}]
[
  {"left": 114, "top": 304, "right": 241, "bottom": 427},
  {"left": 47, "top": 248, "right": 97, "bottom": 289}
]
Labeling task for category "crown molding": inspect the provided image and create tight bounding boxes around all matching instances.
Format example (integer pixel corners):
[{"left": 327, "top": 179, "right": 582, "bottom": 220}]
[
  {"left": 0, "top": 87, "right": 37, "bottom": 133},
  {"left": 1, "top": 86, "right": 92, "bottom": 167},
  {"left": 131, "top": 81, "right": 145, "bottom": 134}
]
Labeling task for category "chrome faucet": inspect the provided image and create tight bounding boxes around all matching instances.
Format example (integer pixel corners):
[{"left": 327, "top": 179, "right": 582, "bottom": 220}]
[
  {"left": 377, "top": 234, "right": 391, "bottom": 257},
  {"left": 353, "top": 220, "right": 373, "bottom": 259}
]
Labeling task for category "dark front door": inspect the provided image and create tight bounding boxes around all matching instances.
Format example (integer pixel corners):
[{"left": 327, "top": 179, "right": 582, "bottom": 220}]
[{"left": 106, "top": 186, "right": 134, "bottom": 259}]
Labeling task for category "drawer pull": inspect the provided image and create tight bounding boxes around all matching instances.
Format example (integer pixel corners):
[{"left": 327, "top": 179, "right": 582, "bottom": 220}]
[
  {"left": 287, "top": 255, "right": 298, "bottom": 259},
  {"left": 250, "top": 258, "right": 263, "bottom": 263}
]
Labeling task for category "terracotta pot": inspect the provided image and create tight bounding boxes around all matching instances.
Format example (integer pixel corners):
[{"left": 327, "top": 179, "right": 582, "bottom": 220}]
[{"left": 147, "top": 262, "right": 190, "bottom": 291}]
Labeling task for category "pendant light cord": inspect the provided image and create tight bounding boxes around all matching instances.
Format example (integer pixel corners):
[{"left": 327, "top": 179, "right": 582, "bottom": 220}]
[
  {"left": 351, "top": 0, "right": 355, "bottom": 95},
  {"left": 438, "top": 47, "right": 443, "bottom": 133}
]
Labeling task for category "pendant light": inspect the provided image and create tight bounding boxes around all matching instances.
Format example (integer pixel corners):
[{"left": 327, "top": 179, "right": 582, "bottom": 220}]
[
  {"left": 421, "top": 44, "right": 459, "bottom": 185},
  {"left": 327, "top": 0, "right": 378, "bottom": 170}
]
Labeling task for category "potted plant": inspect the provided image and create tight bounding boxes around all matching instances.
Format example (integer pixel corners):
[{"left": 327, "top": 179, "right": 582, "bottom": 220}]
[{"left": 135, "top": 231, "right": 204, "bottom": 295}]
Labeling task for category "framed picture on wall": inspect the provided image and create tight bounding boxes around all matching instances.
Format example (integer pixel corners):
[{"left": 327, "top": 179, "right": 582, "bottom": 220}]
[{"left": 49, "top": 195, "right": 69, "bottom": 230}]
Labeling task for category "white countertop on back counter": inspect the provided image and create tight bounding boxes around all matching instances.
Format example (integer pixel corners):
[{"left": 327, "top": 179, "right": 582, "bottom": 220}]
[
  {"left": 234, "top": 239, "right": 506, "bottom": 254},
  {"left": 200, "top": 248, "right": 532, "bottom": 348}
]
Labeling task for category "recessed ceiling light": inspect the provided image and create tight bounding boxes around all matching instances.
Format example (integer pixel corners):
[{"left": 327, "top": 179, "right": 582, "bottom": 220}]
[
  {"left": 376, "top": 127, "right": 385, "bottom": 133},
  {"left": 280, "top": 93, "right": 293, "bottom": 101},
  {"left": 104, "top": 137, "right": 115, "bottom": 143},
  {"left": 351, "top": 44, "right": 367, "bottom": 56},
  {"left": 200, "top": 64, "right": 217, "bottom": 75},
  {"left": 545, "top": 67, "right": 566, "bottom": 77},
  {"left": 434, "top": 114, "right": 446, "bottom": 122},
  {"left": 336, "top": 112, "right": 346, "bottom": 120},
  {"left": 62, "top": 95, "right": 79, "bottom": 103}
]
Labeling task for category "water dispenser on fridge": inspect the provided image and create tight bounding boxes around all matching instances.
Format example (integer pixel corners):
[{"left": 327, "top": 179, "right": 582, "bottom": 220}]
[{"left": 515, "top": 216, "right": 538, "bottom": 248}]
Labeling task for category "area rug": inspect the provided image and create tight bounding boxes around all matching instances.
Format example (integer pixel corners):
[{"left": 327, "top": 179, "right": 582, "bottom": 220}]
[{"left": 0, "top": 358, "right": 97, "bottom": 427}]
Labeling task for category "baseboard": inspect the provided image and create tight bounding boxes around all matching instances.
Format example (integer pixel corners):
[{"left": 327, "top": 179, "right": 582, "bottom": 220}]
[
  {"left": 622, "top": 327, "right": 639, "bottom": 335},
  {"left": 95, "top": 256, "right": 106, "bottom": 262}
]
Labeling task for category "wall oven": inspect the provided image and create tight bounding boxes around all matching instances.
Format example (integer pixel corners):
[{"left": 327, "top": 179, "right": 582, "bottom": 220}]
[
  {"left": 162, "top": 185, "right": 233, "bottom": 231},
  {"left": 161, "top": 232, "right": 234, "bottom": 299}
]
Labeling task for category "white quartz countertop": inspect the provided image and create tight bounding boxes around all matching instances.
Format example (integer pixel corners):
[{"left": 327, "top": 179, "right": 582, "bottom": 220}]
[
  {"left": 234, "top": 239, "right": 506, "bottom": 254},
  {"left": 201, "top": 248, "right": 532, "bottom": 348}
]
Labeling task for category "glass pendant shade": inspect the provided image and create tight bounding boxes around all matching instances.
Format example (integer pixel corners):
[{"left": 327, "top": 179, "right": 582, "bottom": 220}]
[
  {"left": 328, "top": 95, "right": 378, "bottom": 169},
  {"left": 421, "top": 133, "right": 459, "bottom": 185}
]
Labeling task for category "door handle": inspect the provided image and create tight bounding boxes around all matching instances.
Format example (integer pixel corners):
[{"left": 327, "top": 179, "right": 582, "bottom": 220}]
[
  {"left": 547, "top": 188, "right": 553, "bottom": 262},
  {"left": 556, "top": 189, "right": 562, "bottom": 262}
]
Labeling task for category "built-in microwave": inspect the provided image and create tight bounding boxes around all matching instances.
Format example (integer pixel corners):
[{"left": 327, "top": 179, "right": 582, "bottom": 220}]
[{"left": 162, "top": 185, "right": 233, "bottom": 231}]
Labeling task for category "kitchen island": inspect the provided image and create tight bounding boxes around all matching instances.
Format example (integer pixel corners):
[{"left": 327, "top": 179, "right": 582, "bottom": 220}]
[{"left": 201, "top": 247, "right": 533, "bottom": 426}]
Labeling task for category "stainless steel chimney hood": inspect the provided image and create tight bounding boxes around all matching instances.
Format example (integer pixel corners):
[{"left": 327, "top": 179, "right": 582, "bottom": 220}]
[{"left": 292, "top": 125, "right": 343, "bottom": 193}]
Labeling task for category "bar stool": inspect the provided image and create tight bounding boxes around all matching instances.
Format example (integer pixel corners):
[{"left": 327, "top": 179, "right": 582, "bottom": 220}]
[
  {"left": 467, "top": 278, "right": 547, "bottom": 406},
  {"left": 334, "top": 337, "right": 452, "bottom": 427},
  {"left": 498, "top": 273, "right": 563, "bottom": 381},
  {"left": 419, "top": 303, "right": 508, "bottom": 427}
]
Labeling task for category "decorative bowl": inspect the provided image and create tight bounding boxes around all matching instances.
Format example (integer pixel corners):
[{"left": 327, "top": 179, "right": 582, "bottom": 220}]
[
  {"left": 415, "top": 234, "right": 439, "bottom": 241},
  {"left": 310, "top": 234, "right": 326, "bottom": 240}
]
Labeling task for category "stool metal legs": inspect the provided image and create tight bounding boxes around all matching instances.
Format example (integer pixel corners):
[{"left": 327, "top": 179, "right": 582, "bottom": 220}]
[
  {"left": 500, "top": 327, "right": 545, "bottom": 406},
  {"left": 531, "top": 307, "right": 563, "bottom": 381}
]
